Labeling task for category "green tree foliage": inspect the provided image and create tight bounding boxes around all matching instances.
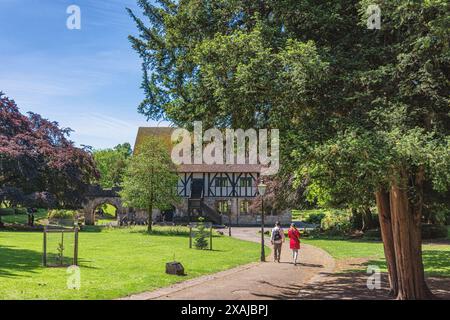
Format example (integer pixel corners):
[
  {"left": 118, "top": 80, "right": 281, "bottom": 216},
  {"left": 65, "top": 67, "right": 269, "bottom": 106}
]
[
  {"left": 119, "top": 137, "right": 180, "bottom": 232},
  {"left": 130, "top": 0, "right": 449, "bottom": 298},
  {"left": 0, "top": 92, "right": 99, "bottom": 209},
  {"left": 93, "top": 143, "right": 132, "bottom": 188},
  {"left": 194, "top": 218, "right": 209, "bottom": 250}
]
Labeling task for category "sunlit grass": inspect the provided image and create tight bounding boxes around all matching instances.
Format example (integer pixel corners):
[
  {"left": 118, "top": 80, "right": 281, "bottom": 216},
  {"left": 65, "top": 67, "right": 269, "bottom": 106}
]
[
  {"left": 0, "top": 209, "right": 47, "bottom": 225},
  {"left": 302, "top": 238, "right": 450, "bottom": 277},
  {"left": 0, "top": 226, "right": 264, "bottom": 300}
]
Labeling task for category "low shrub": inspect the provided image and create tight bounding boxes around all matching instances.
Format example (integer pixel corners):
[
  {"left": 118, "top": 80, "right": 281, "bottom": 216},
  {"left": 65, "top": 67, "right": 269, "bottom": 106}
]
[
  {"left": 292, "top": 209, "right": 326, "bottom": 224},
  {"left": 47, "top": 209, "right": 78, "bottom": 220},
  {"left": 0, "top": 207, "right": 27, "bottom": 215},
  {"left": 422, "top": 224, "right": 448, "bottom": 239},
  {"left": 363, "top": 229, "right": 381, "bottom": 240},
  {"left": 320, "top": 210, "right": 352, "bottom": 234},
  {"left": 0, "top": 208, "right": 14, "bottom": 215},
  {"left": 306, "top": 212, "right": 326, "bottom": 224}
]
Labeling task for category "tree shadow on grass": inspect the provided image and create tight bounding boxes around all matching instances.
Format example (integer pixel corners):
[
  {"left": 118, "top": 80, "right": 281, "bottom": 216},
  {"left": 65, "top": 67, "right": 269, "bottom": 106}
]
[
  {"left": 79, "top": 225, "right": 105, "bottom": 233},
  {"left": 360, "top": 250, "right": 450, "bottom": 278},
  {"left": 0, "top": 245, "right": 42, "bottom": 278},
  {"left": 422, "top": 250, "right": 450, "bottom": 277},
  {"left": 0, "top": 243, "right": 99, "bottom": 278}
]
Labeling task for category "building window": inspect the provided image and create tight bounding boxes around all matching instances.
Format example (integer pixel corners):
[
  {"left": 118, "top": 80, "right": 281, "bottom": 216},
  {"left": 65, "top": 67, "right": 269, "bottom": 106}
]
[
  {"left": 215, "top": 177, "right": 228, "bottom": 187},
  {"left": 217, "top": 200, "right": 229, "bottom": 213},
  {"left": 239, "top": 177, "right": 253, "bottom": 188},
  {"left": 240, "top": 200, "right": 251, "bottom": 214}
]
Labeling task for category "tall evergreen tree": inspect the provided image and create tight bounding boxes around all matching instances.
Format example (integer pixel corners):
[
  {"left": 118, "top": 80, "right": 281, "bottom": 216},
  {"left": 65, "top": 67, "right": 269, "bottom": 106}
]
[{"left": 129, "top": 0, "right": 449, "bottom": 299}]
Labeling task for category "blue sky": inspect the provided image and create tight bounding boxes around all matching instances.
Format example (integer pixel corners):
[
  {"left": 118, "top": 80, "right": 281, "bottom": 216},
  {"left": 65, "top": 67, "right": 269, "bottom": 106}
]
[{"left": 0, "top": 0, "right": 168, "bottom": 149}]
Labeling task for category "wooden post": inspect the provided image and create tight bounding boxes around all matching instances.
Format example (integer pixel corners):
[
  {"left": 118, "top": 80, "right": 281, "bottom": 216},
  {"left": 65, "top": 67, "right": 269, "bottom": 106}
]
[
  {"left": 210, "top": 226, "right": 213, "bottom": 251},
  {"left": 61, "top": 231, "right": 65, "bottom": 266},
  {"left": 189, "top": 225, "right": 192, "bottom": 249},
  {"left": 43, "top": 226, "right": 47, "bottom": 267},
  {"left": 74, "top": 226, "right": 79, "bottom": 266}
]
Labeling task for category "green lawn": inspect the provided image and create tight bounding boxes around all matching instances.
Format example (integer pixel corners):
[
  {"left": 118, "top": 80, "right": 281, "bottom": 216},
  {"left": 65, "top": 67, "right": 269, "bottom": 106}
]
[
  {"left": 302, "top": 238, "right": 450, "bottom": 277},
  {"left": 0, "top": 209, "right": 47, "bottom": 225},
  {"left": 95, "top": 204, "right": 117, "bottom": 225},
  {"left": 0, "top": 226, "right": 264, "bottom": 300}
]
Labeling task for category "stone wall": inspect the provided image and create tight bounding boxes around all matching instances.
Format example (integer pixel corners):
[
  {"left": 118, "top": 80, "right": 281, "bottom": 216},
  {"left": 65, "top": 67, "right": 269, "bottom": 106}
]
[
  {"left": 83, "top": 195, "right": 292, "bottom": 227},
  {"left": 177, "top": 197, "right": 292, "bottom": 226},
  {"left": 118, "top": 209, "right": 161, "bottom": 225}
]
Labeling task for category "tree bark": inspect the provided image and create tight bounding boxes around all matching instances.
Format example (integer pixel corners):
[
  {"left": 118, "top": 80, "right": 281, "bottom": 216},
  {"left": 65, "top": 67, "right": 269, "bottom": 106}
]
[
  {"left": 362, "top": 207, "right": 376, "bottom": 231},
  {"left": 389, "top": 168, "right": 433, "bottom": 300},
  {"left": 375, "top": 189, "right": 398, "bottom": 297},
  {"left": 148, "top": 168, "right": 154, "bottom": 232},
  {"left": 148, "top": 203, "right": 153, "bottom": 232}
]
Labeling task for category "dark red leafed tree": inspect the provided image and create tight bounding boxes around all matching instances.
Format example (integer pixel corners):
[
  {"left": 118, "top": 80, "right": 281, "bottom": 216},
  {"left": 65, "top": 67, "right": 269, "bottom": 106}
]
[{"left": 0, "top": 92, "right": 99, "bottom": 210}]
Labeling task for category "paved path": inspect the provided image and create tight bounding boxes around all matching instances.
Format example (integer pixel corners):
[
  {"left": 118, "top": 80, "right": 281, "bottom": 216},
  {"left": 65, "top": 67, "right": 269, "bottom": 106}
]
[{"left": 120, "top": 227, "right": 335, "bottom": 300}]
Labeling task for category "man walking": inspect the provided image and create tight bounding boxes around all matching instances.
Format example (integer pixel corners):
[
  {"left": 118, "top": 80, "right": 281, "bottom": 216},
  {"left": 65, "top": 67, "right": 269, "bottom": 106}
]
[{"left": 270, "top": 221, "right": 285, "bottom": 262}]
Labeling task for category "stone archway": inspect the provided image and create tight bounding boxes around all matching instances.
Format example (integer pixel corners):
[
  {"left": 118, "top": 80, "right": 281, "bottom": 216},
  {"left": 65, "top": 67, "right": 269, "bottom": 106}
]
[
  {"left": 83, "top": 197, "right": 125, "bottom": 225},
  {"left": 82, "top": 186, "right": 126, "bottom": 225}
]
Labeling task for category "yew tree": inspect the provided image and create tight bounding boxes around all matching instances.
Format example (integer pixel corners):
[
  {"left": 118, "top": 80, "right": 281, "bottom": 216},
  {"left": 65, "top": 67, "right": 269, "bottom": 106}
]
[{"left": 129, "top": 0, "right": 449, "bottom": 299}]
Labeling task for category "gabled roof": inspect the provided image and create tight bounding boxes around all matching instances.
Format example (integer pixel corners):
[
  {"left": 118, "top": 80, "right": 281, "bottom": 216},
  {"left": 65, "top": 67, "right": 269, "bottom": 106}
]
[
  {"left": 134, "top": 127, "right": 262, "bottom": 173},
  {"left": 133, "top": 127, "right": 176, "bottom": 155}
]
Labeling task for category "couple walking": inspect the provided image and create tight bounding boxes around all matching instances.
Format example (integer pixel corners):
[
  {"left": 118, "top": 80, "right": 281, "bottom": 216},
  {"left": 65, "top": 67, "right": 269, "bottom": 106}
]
[{"left": 270, "top": 222, "right": 301, "bottom": 265}]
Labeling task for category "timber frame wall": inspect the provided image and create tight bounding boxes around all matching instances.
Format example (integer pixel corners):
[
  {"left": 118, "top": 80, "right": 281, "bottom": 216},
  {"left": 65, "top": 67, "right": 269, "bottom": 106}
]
[{"left": 177, "top": 172, "right": 259, "bottom": 198}]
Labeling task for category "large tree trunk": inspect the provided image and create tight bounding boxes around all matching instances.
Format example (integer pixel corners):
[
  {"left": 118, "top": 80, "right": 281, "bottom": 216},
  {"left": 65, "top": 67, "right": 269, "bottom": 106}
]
[
  {"left": 362, "top": 207, "right": 377, "bottom": 231},
  {"left": 389, "top": 168, "right": 433, "bottom": 300},
  {"left": 375, "top": 189, "right": 398, "bottom": 297}
]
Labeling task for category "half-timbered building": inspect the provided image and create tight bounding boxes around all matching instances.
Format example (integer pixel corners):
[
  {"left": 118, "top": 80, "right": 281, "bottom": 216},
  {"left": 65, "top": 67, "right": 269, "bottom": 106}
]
[{"left": 133, "top": 127, "right": 291, "bottom": 226}]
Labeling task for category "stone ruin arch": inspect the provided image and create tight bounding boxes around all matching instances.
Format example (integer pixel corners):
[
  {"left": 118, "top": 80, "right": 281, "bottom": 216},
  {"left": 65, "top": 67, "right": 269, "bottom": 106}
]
[{"left": 82, "top": 186, "right": 126, "bottom": 225}]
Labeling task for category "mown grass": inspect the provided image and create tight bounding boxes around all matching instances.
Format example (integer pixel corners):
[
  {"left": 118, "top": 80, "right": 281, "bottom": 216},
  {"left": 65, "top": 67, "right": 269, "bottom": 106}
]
[
  {"left": 0, "top": 226, "right": 264, "bottom": 300},
  {"left": 302, "top": 238, "right": 450, "bottom": 277},
  {"left": 0, "top": 209, "right": 47, "bottom": 225},
  {"left": 95, "top": 204, "right": 117, "bottom": 225}
]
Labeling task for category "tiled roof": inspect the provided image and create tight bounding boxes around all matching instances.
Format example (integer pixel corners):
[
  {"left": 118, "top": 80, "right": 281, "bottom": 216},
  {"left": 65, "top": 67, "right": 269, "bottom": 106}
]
[
  {"left": 133, "top": 127, "right": 176, "bottom": 155},
  {"left": 134, "top": 127, "right": 262, "bottom": 173},
  {"left": 178, "top": 164, "right": 261, "bottom": 173}
]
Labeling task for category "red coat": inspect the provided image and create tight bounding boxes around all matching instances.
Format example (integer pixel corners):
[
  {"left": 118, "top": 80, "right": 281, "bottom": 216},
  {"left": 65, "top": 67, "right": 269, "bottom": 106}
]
[{"left": 288, "top": 228, "right": 301, "bottom": 250}]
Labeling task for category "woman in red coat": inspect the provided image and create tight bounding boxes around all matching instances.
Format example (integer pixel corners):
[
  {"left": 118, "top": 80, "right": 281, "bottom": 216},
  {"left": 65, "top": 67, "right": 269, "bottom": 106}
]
[{"left": 287, "top": 223, "right": 301, "bottom": 265}]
